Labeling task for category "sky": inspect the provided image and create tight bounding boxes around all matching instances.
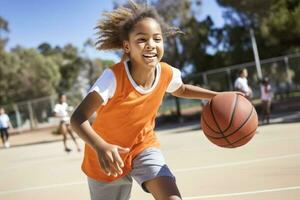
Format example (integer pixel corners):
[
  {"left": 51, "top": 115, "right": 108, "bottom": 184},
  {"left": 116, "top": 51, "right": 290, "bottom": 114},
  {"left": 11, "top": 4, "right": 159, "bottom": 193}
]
[{"left": 0, "top": 0, "right": 225, "bottom": 62}]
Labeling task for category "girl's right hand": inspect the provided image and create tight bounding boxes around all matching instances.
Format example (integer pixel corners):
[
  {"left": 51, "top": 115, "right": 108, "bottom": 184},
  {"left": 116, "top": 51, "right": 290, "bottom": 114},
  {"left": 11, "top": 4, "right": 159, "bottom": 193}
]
[{"left": 96, "top": 143, "right": 130, "bottom": 177}]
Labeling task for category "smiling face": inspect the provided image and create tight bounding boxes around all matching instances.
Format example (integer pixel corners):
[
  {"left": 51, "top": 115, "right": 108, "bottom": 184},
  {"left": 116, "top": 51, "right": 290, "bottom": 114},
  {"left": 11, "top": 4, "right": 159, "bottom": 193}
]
[{"left": 123, "top": 17, "right": 164, "bottom": 69}]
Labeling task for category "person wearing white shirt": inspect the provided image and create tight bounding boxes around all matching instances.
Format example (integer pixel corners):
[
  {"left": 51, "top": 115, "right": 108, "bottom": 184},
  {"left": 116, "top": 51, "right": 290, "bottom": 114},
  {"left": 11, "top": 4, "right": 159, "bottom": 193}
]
[
  {"left": 54, "top": 94, "right": 81, "bottom": 152},
  {"left": 0, "top": 107, "right": 12, "bottom": 148},
  {"left": 260, "top": 77, "right": 273, "bottom": 124},
  {"left": 234, "top": 68, "right": 252, "bottom": 99}
]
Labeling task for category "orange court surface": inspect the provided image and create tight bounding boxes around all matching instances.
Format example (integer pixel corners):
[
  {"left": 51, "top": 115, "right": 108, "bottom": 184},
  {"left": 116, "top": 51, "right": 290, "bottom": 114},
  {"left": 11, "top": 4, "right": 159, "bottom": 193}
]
[{"left": 1, "top": 114, "right": 300, "bottom": 200}]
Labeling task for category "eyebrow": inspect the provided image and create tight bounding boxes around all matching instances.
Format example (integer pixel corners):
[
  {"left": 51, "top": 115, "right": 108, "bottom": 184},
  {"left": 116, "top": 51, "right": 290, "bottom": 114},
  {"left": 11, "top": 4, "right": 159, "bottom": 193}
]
[{"left": 135, "top": 32, "right": 162, "bottom": 36}]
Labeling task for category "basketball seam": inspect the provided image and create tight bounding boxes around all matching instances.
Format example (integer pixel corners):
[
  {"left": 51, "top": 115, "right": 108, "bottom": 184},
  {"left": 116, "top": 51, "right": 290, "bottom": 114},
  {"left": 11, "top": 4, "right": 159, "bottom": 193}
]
[
  {"left": 202, "top": 116, "right": 220, "bottom": 134},
  {"left": 225, "top": 106, "right": 254, "bottom": 138},
  {"left": 220, "top": 128, "right": 257, "bottom": 148},
  {"left": 204, "top": 106, "right": 255, "bottom": 140},
  {"left": 209, "top": 98, "right": 235, "bottom": 148},
  {"left": 222, "top": 94, "right": 238, "bottom": 133},
  {"left": 202, "top": 118, "right": 225, "bottom": 138}
]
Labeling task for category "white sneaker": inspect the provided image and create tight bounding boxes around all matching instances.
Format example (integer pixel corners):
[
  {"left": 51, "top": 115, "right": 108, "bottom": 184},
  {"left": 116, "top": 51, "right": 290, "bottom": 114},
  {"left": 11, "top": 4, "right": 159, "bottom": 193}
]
[{"left": 4, "top": 141, "right": 10, "bottom": 148}]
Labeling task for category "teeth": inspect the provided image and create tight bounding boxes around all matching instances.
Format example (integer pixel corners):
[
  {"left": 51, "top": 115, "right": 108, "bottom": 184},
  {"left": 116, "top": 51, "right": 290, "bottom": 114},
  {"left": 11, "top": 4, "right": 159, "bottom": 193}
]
[{"left": 143, "top": 54, "right": 156, "bottom": 57}]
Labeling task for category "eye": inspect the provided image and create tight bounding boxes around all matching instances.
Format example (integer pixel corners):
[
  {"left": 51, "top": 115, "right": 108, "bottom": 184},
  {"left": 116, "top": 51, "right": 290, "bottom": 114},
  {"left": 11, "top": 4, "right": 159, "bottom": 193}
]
[
  {"left": 154, "top": 38, "right": 162, "bottom": 42},
  {"left": 137, "top": 38, "right": 146, "bottom": 43}
]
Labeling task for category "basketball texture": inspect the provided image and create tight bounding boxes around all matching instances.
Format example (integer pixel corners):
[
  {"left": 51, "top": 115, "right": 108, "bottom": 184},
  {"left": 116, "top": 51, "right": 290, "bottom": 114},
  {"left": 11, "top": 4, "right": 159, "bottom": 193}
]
[{"left": 201, "top": 92, "right": 258, "bottom": 148}]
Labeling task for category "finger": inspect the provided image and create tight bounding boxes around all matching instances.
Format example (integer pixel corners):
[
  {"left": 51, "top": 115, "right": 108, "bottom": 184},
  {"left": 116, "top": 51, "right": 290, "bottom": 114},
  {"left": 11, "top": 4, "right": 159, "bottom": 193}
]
[
  {"left": 107, "top": 162, "right": 119, "bottom": 177},
  {"left": 105, "top": 151, "right": 115, "bottom": 164},
  {"left": 110, "top": 168, "right": 118, "bottom": 177},
  {"left": 112, "top": 152, "right": 124, "bottom": 174},
  {"left": 105, "top": 152, "right": 121, "bottom": 176},
  {"left": 99, "top": 157, "right": 111, "bottom": 176},
  {"left": 105, "top": 161, "right": 120, "bottom": 177},
  {"left": 117, "top": 146, "right": 130, "bottom": 154}
]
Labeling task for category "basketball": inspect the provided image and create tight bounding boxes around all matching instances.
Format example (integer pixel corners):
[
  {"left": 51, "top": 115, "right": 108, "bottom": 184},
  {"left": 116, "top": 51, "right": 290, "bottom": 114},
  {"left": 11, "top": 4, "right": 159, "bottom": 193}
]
[{"left": 201, "top": 92, "right": 258, "bottom": 148}]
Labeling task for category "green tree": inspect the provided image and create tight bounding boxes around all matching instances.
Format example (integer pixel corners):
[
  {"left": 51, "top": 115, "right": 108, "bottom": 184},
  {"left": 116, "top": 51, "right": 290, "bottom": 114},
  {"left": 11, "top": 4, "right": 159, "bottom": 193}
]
[
  {"left": 260, "top": 0, "right": 300, "bottom": 51},
  {"left": 37, "top": 42, "right": 53, "bottom": 56},
  {"left": 38, "top": 42, "right": 84, "bottom": 93},
  {"left": 0, "top": 48, "right": 60, "bottom": 104},
  {"left": 0, "top": 16, "right": 9, "bottom": 51},
  {"left": 82, "top": 38, "right": 115, "bottom": 87},
  {"left": 58, "top": 44, "right": 84, "bottom": 92},
  {"left": 0, "top": 51, "right": 20, "bottom": 104},
  {"left": 216, "top": 0, "right": 300, "bottom": 59}
]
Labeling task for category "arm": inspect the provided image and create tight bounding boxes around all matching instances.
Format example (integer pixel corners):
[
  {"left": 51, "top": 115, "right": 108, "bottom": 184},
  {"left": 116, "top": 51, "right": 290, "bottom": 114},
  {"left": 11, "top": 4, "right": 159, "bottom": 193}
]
[
  {"left": 235, "top": 87, "right": 246, "bottom": 93},
  {"left": 235, "top": 79, "right": 251, "bottom": 96},
  {"left": 7, "top": 116, "right": 13, "bottom": 129},
  {"left": 70, "top": 92, "right": 105, "bottom": 149},
  {"left": 53, "top": 105, "right": 61, "bottom": 118},
  {"left": 234, "top": 79, "right": 245, "bottom": 93},
  {"left": 54, "top": 112, "right": 60, "bottom": 118},
  {"left": 70, "top": 91, "right": 128, "bottom": 177},
  {"left": 172, "top": 84, "right": 219, "bottom": 99}
]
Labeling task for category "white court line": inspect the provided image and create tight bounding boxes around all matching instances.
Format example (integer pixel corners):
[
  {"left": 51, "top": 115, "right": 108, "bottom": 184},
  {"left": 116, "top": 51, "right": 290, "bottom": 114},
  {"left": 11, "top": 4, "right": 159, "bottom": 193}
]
[
  {"left": 1, "top": 153, "right": 300, "bottom": 195},
  {"left": 0, "top": 181, "right": 85, "bottom": 195},
  {"left": 2, "top": 130, "right": 300, "bottom": 171},
  {"left": 5, "top": 134, "right": 299, "bottom": 171},
  {"left": 183, "top": 186, "right": 300, "bottom": 199},
  {"left": 173, "top": 153, "right": 300, "bottom": 173}
]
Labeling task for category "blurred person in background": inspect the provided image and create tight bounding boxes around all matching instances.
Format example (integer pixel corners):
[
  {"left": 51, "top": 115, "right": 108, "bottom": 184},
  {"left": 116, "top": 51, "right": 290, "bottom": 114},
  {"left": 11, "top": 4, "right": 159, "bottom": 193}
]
[
  {"left": 260, "top": 77, "right": 273, "bottom": 124},
  {"left": 0, "top": 107, "right": 12, "bottom": 148},
  {"left": 234, "top": 68, "right": 253, "bottom": 100},
  {"left": 54, "top": 94, "right": 81, "bottom": 152}
]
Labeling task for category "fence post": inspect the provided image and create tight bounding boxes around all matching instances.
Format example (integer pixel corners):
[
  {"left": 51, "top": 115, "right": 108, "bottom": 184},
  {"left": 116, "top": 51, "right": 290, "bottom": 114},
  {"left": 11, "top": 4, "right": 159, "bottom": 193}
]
[
  {"left": 284, "top": 56, "right": 292, "bottom": 84},
  {"left": 202, "top": 73, "right": 208, "bottom": 87},
  {"left": 284, "top": 56, "right": 293, "bottom": 96},
  {"left": 27, "top": 100, "right": 35, "bottom": 130},
  {"left": 50, "top": 95, "right": 55, "bottom": 112},
  {"left": 226, "top": 69, "right": 233, "bottom": 91},
  {"left": 13, "top": 104, "right": 22, "bottom": 131},
  {"left": 250, "top": 28, "right": 263, "bottom": 80}
]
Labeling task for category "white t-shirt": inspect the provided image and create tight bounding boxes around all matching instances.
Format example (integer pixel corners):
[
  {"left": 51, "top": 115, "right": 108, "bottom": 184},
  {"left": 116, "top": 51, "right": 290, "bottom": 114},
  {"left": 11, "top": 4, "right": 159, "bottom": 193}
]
[
  {"left": 89, "top": 62, "right": 183, "bottom": 105},
  {"left": 234, "top": 77, "right": 251, "bottom": 93},
  {"left": 0, "top": 114, "right": 10, "bottom": 129},
  {"left": 260, "top": 85, "right": 272, "bottom": 101},
  {"left": 53, "top": 102, "right": 70, "bottom": 122}
]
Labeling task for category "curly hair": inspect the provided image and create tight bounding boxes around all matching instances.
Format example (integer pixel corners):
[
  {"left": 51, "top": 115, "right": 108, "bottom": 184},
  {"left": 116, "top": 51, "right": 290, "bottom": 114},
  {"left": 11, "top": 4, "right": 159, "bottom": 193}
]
[{"left": 95, "top": 0, "right": 183, "bottom": 52}]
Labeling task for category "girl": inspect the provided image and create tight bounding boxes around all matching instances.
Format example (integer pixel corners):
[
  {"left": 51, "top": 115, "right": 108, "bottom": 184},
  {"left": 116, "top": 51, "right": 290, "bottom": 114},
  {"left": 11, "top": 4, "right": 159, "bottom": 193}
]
[
  {"left": 71, "top": 1, "right": 221, "bottom": 199},
  {"left": 234, "top": 68, "right": 252, "bottom": 100},
  {"left": 54, "top": 94, "right": 81, "bottom": 152},
  {"left": 260, "top": 77, "right": 272, "bottom": 124},
  {"left": 0, "top": 107, "right": 12, "bottom": 148}
]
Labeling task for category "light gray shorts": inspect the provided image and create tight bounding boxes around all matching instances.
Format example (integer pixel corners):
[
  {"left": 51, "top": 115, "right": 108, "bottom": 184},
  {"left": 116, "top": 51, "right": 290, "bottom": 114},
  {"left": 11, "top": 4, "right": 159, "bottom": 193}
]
[{"left": 87, "top": 148, "right": 175, "bottom": 200}]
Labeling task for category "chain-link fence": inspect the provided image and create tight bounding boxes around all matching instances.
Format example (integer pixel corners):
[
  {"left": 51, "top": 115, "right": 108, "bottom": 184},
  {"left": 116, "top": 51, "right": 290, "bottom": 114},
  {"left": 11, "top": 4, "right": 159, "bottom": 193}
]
[
  {"left": 1, "top": 94, "right": 81, "bottom": 133},
  {"left": 159, "top": 53, "right": 300, "bottom": 120},
  {"left": 3, "top": 53, "right": 300, "bottom": 132},
  {"left": 185, "top": 53, "right": 300, "bottom": 97}
]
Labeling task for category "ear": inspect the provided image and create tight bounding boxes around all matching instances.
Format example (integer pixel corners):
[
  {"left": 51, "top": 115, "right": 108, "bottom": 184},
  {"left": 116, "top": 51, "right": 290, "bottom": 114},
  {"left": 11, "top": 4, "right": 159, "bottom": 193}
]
[{"left": 123, "top": 41, "right": 130, "bottom": 53}]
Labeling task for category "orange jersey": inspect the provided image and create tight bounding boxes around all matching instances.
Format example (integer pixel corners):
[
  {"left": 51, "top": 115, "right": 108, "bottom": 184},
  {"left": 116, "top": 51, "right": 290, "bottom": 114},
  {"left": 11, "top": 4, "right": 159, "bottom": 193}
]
[{"left": 82, "top": 61, "right": 173, "bottom": 182}]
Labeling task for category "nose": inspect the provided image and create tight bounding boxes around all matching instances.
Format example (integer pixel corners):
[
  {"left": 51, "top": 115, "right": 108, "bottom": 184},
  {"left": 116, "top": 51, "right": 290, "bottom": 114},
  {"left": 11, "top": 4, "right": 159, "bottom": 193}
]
[{"left": 146, "top": 39, "right": 155, "bottom": 50}]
